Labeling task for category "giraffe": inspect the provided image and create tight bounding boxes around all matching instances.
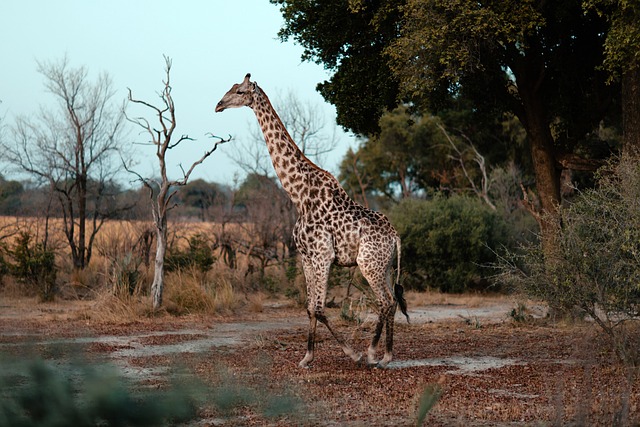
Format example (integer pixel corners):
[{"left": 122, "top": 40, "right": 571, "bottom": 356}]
[{"left": 215, "top": 74, "right": 408, "bottom": 368}]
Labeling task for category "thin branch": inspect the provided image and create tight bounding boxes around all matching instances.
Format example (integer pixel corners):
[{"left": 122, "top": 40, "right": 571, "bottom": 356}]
[
  {"left": 177, "top": 134, "right": 232, "bottom": 184},
  {"left": 520, "top": 182, "right": 542, "bottom": 224},
  {"left": 438, "top": 123, "right": 496, "bottom": 210},
  {"left": 167, "top": 134, "right": 194, "bottom": 150}
]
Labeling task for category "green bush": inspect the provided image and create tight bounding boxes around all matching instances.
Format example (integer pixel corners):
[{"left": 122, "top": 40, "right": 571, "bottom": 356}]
[
  {"left": 390, "top": 194, "right": 510, "bottom": 292},
  {"left": 9, "top": 232, "right": 57, "bottom": 301},
  {"left": 498, "top": 158, "right": 640, "bottom": 364},
  {"left": 166, "top": 234, "right": 215, "bottom": 274}
]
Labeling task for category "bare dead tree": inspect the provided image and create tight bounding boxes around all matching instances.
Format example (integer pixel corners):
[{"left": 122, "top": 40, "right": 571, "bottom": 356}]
[
  {"left": 125, "top": 56, "right": 230, "bottom": 310},
  {"left": 2, "top": 56, "right": 129, "bottom": 270}
]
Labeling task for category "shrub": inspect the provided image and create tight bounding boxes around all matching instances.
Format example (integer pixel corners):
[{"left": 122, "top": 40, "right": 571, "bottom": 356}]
[
  {"left": 109, "top": 252, "right": 141, "bottom": 297},
  {"left": 8, "top": 232, "right": 57, "bottom": 301},
  {"left": 498, "top": 157, "right": 640, "bottom": 365},
  {"left": 166, "top": 233, "right": 215, "bottom": 274},
  {"left": 390, "top": 194, "right": 510, "bottom": 292}
]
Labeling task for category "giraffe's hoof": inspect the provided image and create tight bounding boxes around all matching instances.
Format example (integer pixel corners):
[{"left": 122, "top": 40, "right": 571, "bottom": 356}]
[
  {"left": 367, "top": 353, "right": 378, "bottom": 366},
  {"left": 299, "top": 352, "right": 314, "bottom": 368},
  {"left": 298, "top": 357, "right": 313, "bottom": 369},
  {"left": 375, "top": 360, "right": 390, "bottom": 369},
  {"left": 375, "top": 354, "right": 393, "bottom": 369}
]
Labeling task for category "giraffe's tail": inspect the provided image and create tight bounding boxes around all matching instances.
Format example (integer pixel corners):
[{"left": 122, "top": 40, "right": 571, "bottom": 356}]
[{"left": 394, "top": 236, "right": 409, "bottom": 323}]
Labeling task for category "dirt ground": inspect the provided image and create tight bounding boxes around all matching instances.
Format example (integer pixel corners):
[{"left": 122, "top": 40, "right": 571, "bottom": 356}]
[{"left": 0, "top": 294, "right": 638, "bottom": 426}]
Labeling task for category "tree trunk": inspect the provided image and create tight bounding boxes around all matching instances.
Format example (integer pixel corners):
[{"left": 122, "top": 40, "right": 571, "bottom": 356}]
[
  {"left": 527, "top": 116, "right": 561, "bottom": 258},
  {"left": 151, "top": 219, "right": 167, "bottom": 310},
  {"left": 76, "top": 175, "right": 87, "bottom": 270},
  {"left": 517, "top": 73, "right": 562, "bottom": 257},
  {"left": 151, "top": 216, "right": 167, "bottom": 311},
  {"left": 622, "top": 62, "right": 640, "bottom": 158}
]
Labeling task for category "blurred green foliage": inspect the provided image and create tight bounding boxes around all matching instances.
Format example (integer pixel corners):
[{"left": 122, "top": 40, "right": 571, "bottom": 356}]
[{"left": 0, "top": 357, "right": 199, "bottom": 427}]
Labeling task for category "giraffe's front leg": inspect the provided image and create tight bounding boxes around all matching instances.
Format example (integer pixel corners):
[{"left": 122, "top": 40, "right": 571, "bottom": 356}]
[
  {"left": 299, "top": 256, "right": 318, "bottom": 368},
  {"left": 299, "top": 309, "right": 317, "bottom": 368}
]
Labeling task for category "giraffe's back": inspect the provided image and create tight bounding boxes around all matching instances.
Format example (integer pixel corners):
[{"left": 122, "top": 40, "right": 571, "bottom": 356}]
[{"left": 293, "top": 172, "right": 398, "bottom": 268}]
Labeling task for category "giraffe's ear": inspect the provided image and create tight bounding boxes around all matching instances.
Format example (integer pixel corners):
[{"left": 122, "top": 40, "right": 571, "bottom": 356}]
[{"left": 242, "top": 73, "right": 256, "bottom": 92}]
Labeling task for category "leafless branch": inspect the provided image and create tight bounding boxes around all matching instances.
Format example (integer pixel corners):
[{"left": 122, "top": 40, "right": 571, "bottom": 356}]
[
  {"left": 520, "top": 182, "right": 542, "bottom": 224},
  {"left": 437, "top": 123, "right": 496, "bottom": 210}
]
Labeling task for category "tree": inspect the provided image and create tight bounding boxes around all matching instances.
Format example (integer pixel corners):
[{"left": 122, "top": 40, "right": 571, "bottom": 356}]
[
  {"left": 234, "top": 173, "right": 296, "bottom": 281},
  {"left": 273, "top": 0, "right": 403, "bottom": 136},
  {"left": 0, "top": 175, "right": 24, "bottom": 215},
  {"left": 173, "top": 179, "right": 229, "bottom": 221},
  {"left": 2, "top": 56, "right": 129, "bottom": 269},
  {"left": 126, "top": 56, "right": 230, "bottom": 310},
  {"left": 274, "top": 0, "right": 620, "bottom": 256},
  {"left": 339, "top": 106, "right": 471, "bottom": 203},
  {"left": 585, "top": 0, "right": 640, "bottom": 156}
]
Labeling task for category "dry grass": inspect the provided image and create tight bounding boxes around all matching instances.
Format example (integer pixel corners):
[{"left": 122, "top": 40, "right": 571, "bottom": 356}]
[
  {"left": 89, "top": 293, "right": 153, "bottom": 323},
  {"left": 0, "top": 217, "right": 273, "bottom": 318},
  {"left": 163, "top": 266, "right": 240, "bottom": 316},
  {"left": 404, "top": 289, "right": 513, "bottom": 308},
  {"left": 246, "top": 292, "right": 267, "bottom": 313}
]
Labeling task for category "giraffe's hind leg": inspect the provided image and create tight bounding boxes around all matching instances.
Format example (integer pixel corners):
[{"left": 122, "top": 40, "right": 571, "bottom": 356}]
[
  {"left": 366, "top": 300, "right": 395, "bottom": 367},
  {"left": 378, "top": 303, "right": 397, "bottom": 368},
  {"left": 358, "top": 242, "right": 396, "bottom": 367}
]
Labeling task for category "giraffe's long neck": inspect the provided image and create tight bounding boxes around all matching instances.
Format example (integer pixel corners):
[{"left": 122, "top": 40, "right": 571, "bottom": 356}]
[{"left": 251, "top": 87, "right": 324, "bottom": 209}]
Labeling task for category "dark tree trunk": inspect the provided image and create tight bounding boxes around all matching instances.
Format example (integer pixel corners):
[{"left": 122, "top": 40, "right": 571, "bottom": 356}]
[
  {"left": 513, "top": 57, "right": 562, "bottom": 256},
  {"left": 622, "top": 62, "right": 640, "bottom": 158}
]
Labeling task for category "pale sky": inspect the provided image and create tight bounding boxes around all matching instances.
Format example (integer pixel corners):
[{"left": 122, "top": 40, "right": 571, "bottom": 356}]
[{"left": 0, "top": 0, "right": 356, "bottom": 185}]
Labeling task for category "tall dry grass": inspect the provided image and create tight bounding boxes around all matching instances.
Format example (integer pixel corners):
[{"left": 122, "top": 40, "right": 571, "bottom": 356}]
[{"left": 0, "top": 216, "right": 295, "bottom": 321}]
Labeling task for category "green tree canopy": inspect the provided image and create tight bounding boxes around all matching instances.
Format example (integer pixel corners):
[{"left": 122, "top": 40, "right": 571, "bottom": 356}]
[
  {"left": 584, "top": 0, "right": 640, "bottom": 155},
  {"left": 339, "top": 106, "right": 455, "bottom": 202},
  {"left": 274, "top": 0, "right": 621, "bottom": 254},
  {"left": 273, "top": 0, "right": 403, "bottom": 135}
]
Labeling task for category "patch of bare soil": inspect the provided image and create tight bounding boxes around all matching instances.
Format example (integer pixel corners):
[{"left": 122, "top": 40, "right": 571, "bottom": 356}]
[{"left": 0, "top": 296, "right": 637, "bottom": 426}]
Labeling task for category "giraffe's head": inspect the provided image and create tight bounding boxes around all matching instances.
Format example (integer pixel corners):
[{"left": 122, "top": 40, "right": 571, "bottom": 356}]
[{"left": 215, "top": 73, "right": 256, "bottom": 112}]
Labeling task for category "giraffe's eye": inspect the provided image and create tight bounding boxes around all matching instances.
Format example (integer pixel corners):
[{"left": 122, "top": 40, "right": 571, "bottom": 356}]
[{"left": 236, "top": 90, "right": 245, "bottom": 95}]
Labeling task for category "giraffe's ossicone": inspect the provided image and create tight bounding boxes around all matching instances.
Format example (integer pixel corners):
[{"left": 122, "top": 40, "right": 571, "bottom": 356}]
[{"left": 216, "top": 74, "right": 408, "bottom": 368}]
